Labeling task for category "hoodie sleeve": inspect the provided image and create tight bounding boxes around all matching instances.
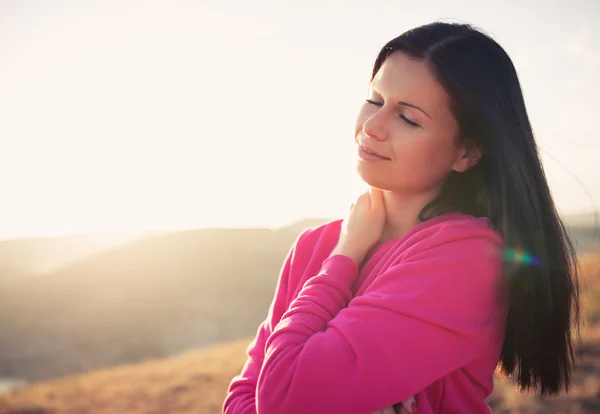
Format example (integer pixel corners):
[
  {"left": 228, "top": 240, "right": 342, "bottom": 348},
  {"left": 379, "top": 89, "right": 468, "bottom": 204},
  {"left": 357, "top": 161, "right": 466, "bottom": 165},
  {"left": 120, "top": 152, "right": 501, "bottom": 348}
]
[
  {"left": 255, "top": 229, "right": 504, "bottom": 414},
  {"left": 222, "top": 231, "right": 304, "bottom": 414}
]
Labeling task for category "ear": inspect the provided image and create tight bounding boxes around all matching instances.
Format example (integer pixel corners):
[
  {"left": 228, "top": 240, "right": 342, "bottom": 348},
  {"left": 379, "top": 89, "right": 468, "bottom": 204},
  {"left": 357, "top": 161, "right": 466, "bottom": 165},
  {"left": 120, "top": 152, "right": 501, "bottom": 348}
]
[{"left": 452, "top": 144, "right": 482, "bottom": 173}]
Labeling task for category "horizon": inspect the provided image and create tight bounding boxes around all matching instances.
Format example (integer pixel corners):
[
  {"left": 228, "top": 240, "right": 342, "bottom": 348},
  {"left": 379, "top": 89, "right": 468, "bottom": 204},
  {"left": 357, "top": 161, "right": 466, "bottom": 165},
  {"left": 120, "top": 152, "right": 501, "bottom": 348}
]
[
  {"left": 0, "top": 210, "right": 597, "bottom": 243},
  {"left": 1, "top": 0, "right": 599, "bottom": 240}
]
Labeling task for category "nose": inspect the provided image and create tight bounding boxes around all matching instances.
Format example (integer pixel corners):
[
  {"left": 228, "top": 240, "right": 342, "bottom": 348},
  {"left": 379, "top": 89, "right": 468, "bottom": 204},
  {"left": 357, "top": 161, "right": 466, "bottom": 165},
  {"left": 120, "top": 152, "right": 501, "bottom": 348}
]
[{"left": 362, "top": 107, "right": 388, "bottom": 142}]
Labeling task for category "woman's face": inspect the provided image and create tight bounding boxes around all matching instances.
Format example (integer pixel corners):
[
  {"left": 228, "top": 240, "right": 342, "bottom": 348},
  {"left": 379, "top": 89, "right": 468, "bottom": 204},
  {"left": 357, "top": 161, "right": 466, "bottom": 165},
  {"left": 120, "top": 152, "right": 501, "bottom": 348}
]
[{"left": 355, "top": 51, "right": 475, "bottom": 194}]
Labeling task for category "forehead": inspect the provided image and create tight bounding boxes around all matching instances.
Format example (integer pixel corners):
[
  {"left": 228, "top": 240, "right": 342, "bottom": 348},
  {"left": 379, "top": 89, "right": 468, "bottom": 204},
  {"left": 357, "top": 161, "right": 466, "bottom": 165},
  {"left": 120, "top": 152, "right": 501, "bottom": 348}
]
[{"left": 372, "top": 51, "right": 452, "bottom": 116}]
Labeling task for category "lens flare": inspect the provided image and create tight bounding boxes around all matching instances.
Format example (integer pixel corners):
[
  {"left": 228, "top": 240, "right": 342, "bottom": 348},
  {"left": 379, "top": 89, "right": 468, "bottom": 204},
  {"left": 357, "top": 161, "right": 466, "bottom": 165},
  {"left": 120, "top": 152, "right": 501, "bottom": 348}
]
[{"left": 504, "top": 248, "right": 540, "bottom": 266}]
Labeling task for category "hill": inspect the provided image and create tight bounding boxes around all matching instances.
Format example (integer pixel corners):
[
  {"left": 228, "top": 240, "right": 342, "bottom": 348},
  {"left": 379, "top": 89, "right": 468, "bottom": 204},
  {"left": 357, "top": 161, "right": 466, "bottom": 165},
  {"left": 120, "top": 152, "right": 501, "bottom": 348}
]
[
  {"left": 1, "top": 248, "right": 599, "bottom": 414},
  {"left": 0, "top": 219, "right": 332, "bottom": 382},
  {"left": 0, "top": 233, "right": 147, "bottom": 280},
  {"left": 0, "top": 214, "right": 596, "bottom": 386}
]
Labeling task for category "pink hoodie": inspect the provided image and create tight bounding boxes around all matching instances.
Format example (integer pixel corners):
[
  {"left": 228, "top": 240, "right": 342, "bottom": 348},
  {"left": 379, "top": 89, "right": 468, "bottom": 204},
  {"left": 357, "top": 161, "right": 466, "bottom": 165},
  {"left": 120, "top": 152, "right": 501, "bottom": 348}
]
[{"left": 223, "top": 213, "right": 507, "bottom": 414}]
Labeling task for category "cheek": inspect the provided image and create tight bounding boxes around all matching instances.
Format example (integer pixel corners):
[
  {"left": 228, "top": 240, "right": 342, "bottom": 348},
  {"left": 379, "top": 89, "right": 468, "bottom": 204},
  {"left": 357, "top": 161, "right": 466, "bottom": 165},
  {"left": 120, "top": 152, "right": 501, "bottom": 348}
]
[{"left": 389, "top": 134, "right": 458, "bottom": 186}]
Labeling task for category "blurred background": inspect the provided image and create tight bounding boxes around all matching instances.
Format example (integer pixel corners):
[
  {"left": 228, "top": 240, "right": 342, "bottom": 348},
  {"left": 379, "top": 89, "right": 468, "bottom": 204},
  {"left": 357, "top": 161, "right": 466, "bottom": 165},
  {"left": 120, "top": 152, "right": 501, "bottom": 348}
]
[{"left": 0, "top": 0, "right": 598, "bottom": 413}]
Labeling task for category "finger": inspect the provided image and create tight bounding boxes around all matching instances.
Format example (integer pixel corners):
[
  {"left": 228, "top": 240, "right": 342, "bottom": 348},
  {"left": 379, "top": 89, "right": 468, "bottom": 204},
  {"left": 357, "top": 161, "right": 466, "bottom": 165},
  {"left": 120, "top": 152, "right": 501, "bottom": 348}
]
[
  {"left": 380, "top": 406, "right": 396, "bottom": 414},
  {"left": 369, "top": 186, "right": 385, "bottom": 210},
  {"left": 354, "top": 191, "right": 370, "bottom": 210}
]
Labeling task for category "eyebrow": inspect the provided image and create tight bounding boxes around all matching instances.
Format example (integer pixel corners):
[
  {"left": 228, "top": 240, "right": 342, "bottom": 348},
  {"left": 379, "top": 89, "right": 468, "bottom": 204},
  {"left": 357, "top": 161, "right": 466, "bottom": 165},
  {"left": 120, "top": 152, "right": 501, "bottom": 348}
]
[
  {"left": 397, "top": 101, "right": 432, "bottom": 119},
  {"left": 370, "top": 86, "right": 433, "bottom": 120}
]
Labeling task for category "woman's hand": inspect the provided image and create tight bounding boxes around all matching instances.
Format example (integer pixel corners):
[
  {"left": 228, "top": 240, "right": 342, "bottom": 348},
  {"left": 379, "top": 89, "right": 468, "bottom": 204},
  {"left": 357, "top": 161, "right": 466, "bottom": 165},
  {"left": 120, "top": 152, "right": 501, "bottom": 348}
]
[{"left": 331, "top": 187, "right": 386, "bottom": 264}]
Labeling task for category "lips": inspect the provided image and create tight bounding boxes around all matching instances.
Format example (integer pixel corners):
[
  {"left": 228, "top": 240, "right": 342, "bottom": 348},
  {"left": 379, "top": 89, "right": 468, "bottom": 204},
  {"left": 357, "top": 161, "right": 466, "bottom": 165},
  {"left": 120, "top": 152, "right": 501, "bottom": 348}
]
[{"left": 358, "top": 144, "right": 390, "bottom": 160}]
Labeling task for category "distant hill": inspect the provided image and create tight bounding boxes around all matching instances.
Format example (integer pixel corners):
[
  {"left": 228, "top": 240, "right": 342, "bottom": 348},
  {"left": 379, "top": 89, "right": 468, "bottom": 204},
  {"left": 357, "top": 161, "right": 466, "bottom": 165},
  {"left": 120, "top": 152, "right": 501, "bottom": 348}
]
[
  {"left": 0, "top": 214, "right": 596, "bottom": 383},
  {"left": 564, "top": 211, "right": 599, "bottom": 252},
  {"left": 0, "top": 219, "right": 332, "bottom": 381},
  {"left": 563, "top": 211, "right": 599, "bottom": 227},
  {"left": 0, "top": 232, "right": 148, "bottom": 280}
]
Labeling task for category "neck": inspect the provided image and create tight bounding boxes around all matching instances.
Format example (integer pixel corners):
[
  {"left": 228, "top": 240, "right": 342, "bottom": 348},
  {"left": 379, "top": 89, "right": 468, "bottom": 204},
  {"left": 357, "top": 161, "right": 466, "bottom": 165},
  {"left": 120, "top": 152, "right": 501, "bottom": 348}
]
[{"left": 379, "top": 189, "right": 440, "bottom": 244}]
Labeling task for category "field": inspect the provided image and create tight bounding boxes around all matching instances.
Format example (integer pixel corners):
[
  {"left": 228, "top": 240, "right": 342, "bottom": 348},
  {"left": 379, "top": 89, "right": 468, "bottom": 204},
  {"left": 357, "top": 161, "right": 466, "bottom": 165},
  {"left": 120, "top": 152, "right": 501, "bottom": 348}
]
[{"left": 1, "top": 252, "right": 599, "bottom": 414}]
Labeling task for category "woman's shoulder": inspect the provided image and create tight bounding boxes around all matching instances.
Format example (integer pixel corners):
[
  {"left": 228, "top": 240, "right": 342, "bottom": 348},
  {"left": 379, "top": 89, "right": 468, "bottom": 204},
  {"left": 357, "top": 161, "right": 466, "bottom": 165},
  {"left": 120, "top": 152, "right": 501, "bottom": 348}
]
[
  {"left": 383, "top": 213, "right": 504, "bottom": 270},
  {"left": 279, "top": 219, "right": 344, "bottom": 295},
  {"left": 291, "top": 213, "right": 502, "bottom": 256},
  {"left": 405, "top": 212, "right": 503, "bottom": 250},
  {"left": 293, "top": 218, "right": 344, "bottom": 253}
]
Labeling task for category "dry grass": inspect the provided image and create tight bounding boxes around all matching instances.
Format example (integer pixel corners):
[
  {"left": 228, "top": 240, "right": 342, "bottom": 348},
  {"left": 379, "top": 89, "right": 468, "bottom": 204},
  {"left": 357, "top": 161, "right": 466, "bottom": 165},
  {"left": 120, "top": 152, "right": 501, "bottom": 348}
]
[
  {"left": 1, "top": 254, "right": 599, "bottom": 414},
  {"left": 580, "top": 254, "right": 600, "bottom": 326},
  {"left": 0, "top": 339, "right": 250, "bottom": 414}
]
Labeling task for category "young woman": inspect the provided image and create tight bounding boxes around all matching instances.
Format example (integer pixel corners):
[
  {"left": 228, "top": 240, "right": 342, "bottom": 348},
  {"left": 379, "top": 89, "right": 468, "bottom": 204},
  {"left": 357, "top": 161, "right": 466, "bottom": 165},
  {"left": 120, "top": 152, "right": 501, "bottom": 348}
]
[{"left": 223, "top": 21, "right": 580, "bottom": 414}]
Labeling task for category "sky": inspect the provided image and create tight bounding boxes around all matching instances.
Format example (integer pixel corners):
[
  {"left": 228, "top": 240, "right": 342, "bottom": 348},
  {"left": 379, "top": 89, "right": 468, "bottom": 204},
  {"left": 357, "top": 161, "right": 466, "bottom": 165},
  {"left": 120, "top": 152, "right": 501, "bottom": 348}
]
[{"left": 0, "top": 0, "right": 599, "bottom": 239}]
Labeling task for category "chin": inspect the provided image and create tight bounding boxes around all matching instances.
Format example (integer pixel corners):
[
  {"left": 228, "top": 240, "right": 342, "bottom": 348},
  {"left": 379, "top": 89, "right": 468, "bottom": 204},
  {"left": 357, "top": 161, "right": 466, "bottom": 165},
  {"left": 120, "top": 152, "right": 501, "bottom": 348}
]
[{"left": 355, "top": 164, "right": 390, "bottom": 190}]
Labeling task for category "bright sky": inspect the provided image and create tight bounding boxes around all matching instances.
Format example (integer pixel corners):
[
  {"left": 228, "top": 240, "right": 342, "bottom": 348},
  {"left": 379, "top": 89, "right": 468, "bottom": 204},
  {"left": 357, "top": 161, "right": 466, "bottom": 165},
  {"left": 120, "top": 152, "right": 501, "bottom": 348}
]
[{"left": 1, "top": 0, "right": 599, "bottom": 239}]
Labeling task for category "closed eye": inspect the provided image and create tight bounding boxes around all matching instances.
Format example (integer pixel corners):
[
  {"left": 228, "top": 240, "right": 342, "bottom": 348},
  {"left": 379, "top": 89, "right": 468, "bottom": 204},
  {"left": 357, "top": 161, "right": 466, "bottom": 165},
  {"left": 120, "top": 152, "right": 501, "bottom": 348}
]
[
  {"left": 399, "top": 115, "right": 420, "bottom": 128},
  {"left": 365, "top": 99, "right": 421, "bottom": 128}
]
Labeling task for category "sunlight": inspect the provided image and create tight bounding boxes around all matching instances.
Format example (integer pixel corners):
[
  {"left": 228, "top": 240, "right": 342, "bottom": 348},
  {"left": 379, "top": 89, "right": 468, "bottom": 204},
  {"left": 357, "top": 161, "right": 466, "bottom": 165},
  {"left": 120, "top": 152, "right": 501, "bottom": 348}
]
[
  {"left": 1, "top": 1, "right": 597, "bottom": 239},
  {"left": 0, "top": 2, "right": 366, "bottom": 239}
]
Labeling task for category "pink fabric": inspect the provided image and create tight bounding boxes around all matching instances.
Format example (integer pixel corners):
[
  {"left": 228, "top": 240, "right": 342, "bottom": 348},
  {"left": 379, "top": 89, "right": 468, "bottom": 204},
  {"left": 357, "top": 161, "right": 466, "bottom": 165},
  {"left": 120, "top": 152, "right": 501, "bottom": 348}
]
[{"left": 223, "top": 213, "right": 507, "bottom": 414}]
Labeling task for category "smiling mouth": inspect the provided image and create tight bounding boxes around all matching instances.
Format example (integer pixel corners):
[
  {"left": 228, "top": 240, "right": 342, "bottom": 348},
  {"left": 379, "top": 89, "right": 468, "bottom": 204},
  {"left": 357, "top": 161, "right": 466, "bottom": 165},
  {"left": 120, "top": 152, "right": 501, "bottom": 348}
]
[{"left": 359, "top": 145, "right": 390, "bottom": 160}]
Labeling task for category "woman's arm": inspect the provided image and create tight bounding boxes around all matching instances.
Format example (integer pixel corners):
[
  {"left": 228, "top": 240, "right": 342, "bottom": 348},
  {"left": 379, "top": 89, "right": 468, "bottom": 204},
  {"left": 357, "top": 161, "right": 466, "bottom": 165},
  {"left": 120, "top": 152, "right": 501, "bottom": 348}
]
[
  {"left": 222, "top": 231, "right": 303, "bottom": 414},
  {"left": 255, "top": 231, "right": 504, "bottom": 414},
  {"left": 222, "top": 321, "right": 269, "bottom": 414}
]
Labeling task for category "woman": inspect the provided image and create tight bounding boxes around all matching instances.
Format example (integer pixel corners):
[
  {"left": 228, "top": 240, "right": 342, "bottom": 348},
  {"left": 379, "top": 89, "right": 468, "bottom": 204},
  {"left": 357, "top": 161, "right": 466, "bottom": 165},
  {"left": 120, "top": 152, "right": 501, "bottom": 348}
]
[{"left": 223, "top": 21, "right": 580, "bottom": 414}]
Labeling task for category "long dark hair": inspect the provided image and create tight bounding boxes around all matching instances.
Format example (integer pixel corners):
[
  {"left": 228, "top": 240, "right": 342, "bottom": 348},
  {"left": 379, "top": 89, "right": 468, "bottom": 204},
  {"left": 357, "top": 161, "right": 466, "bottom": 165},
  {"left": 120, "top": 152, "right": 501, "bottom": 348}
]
[{"left": 372, "top": 22, "right": 580, "bottom": 395}]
